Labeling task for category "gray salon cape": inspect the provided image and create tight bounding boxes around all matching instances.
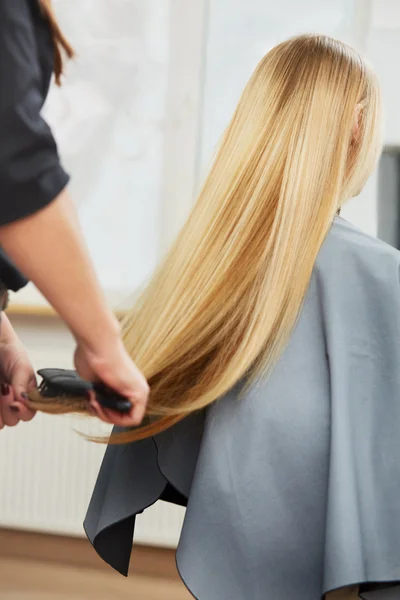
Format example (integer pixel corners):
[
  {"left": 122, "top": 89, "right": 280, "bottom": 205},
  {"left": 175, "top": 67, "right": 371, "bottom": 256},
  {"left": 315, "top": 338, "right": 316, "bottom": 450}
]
[{"left": 85, "top": 218, "right": 400, "bottom": 599}]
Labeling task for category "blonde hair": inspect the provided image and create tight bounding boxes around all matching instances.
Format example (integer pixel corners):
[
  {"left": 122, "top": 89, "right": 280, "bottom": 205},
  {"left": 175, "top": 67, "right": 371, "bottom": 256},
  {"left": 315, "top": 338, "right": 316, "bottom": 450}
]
[
  {"left": 29, "top": 34, "right": 382, "bottom": 442},
  {"left": 39, "top": 0, "right": 74, "bottom": 85}
]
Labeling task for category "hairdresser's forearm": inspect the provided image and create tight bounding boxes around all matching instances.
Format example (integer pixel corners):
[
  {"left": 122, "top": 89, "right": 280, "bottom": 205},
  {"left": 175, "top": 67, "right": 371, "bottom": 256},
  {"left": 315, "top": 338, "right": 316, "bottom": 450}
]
[{"left": 0, "top": 189, "right": 120, "bottom": 349}]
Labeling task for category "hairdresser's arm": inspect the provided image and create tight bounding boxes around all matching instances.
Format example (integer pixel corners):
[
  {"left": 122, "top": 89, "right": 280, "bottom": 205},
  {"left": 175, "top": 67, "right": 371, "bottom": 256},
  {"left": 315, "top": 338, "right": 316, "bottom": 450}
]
[
  {"left": 0, "top": 189, "right": 149, "bottom": 426},
  {"left": 0, "top": 188, "right": 118, "bottom": 351}
]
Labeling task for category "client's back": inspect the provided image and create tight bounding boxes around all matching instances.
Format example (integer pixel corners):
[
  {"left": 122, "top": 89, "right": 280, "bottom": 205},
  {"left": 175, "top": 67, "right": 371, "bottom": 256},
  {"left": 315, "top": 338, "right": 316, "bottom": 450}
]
[{"left": 85, "top": 217, "right": 400, "bottom": 600}]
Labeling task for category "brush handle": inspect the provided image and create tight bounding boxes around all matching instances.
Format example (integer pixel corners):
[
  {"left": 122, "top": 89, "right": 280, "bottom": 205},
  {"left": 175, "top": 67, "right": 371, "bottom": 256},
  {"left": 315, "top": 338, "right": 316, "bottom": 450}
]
[
  {"left": 37, "top": 368, "right": 132, "bottom": 415},
  {"left": 93, "top": 382, "right": 132, "bottom": 414}
]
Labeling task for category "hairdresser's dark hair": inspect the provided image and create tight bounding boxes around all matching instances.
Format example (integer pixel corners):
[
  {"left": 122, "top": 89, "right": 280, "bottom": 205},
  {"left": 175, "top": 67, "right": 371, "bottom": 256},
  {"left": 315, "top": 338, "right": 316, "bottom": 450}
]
[{"left": 39, "top": 0, "right": 74, "bottom": 85}]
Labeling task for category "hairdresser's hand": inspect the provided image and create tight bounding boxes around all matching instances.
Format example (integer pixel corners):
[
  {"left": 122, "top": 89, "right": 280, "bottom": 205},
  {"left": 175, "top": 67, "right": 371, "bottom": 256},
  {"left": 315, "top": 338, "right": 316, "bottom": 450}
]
[
  {"left": 74, "top": 336, "right": 149, "bottom": 427},
  {"left": 0, "top": 341, "right": 37, "bottom": 429}
]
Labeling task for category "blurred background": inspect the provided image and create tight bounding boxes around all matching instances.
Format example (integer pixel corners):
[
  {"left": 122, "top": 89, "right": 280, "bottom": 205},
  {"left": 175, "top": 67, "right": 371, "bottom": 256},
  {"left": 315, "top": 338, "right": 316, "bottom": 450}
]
[{"left": 0, "top": 0, "right": 398, "bottom": 598}]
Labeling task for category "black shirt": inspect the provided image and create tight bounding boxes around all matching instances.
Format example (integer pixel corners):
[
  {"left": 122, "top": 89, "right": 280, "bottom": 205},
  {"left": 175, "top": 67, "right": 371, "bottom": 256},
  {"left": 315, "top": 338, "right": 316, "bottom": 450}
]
[
  {"left": 0, "top": 248, "right": 27, "bottom": 292},
  {"left": 0, "top": 0, "right": 70, "bottom": 291}
]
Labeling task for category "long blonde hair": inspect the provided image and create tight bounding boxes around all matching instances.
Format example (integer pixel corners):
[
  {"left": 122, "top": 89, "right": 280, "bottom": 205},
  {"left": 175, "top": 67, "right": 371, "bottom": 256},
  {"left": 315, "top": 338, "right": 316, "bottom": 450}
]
[
  {"left": 38, "top": 0, "right": 74, "bottom": 85},
  {"left": 29, "top": 35, "right": 382, "bottom": 442}
]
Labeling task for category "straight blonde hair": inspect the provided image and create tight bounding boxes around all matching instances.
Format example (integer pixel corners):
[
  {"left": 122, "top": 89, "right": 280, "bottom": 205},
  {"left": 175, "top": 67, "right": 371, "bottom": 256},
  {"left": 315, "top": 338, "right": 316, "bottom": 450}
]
[{"left": 29, "top": 35, "right": 382, "bottom": 442}]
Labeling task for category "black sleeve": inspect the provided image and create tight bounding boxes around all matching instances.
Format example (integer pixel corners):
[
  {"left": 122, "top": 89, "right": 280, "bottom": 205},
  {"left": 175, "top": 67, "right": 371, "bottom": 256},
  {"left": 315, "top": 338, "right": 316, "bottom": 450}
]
[
  {"left": 0, "top": 248, "right": 28, "bottom": 292},
  {"left": 0, "top": 0, "right": 70, "bottom": 226}
]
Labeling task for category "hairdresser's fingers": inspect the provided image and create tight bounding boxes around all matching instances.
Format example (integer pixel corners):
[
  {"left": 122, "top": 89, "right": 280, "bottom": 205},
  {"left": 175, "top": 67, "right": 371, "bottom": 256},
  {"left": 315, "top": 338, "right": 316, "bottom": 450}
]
[
  {"left": 102, "top": 402, "right": 146, "bottom": 427},
  {"left": 88, "top": 396, "right": 114, "bottom": 424},
  {"left": 89, "top": 396, "right": 133, "bottom": 427},
  {"left": 98, "top": 365, "right": 149, "bottom": 425},
  {"left": 3, "top": 408, "right": 20, "bottom": 427},
  {"left": 112, "top": 399, "right": 146, "bottom": 427},
  {"left": 98, "top": 395, "right": 147, "bottom": 427},
  {"left": 87, "top": 394, "right": 145, "bottom": 427},
  {"left": 92, "top": 372, "right": 149, "bottom": 419},
  {"left": 9, "top": 368, "right": 37, "bottom": 422},
  {"left": 15, "top": 399, "right": 36, "bottom": 422},
  {"left": 75, "top": 340, "right": 150, "bottom": 409},
  {"left": 0, "top": 385, "right": 20, "bottom": 427}
]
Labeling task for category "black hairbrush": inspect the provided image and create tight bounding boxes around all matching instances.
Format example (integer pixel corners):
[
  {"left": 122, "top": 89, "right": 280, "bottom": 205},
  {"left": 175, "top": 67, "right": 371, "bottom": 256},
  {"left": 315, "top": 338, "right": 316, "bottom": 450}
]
[{"left": 37, "top": 368, "right": 132, "bottom": 414}]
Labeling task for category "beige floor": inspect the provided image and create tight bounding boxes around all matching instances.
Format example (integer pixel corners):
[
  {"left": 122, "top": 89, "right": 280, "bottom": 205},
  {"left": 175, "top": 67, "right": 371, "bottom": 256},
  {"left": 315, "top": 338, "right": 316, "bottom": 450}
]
[
  {"left": 326, "top": 587, "right": 359, "bottom": 600},
  {"left": 0, "top": 556, "right": 192, "bottom": 600},
  {"left": 0, "top": 553, "right": 360, "bottom": 600}
]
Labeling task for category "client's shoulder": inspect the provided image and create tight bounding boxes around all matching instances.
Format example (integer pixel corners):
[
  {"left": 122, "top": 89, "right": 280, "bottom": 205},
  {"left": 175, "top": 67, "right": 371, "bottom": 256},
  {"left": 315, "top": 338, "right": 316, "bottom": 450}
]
[{"left": 317, "top": 217, "right": 400, "bottom": 276}]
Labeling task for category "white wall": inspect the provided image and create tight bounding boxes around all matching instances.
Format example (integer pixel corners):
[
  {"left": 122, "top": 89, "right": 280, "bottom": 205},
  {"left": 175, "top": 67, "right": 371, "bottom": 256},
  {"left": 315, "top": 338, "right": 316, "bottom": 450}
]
[
  {"left": 342, "top": 0, "right": 400, "bottom": 234},
  {"left": 369, "top": 3, "right": 400, "bottom": 145},
  {"left": 197, "top": 0, "right": 390, "bottom": 237},
  {"left": 14, "top": 0, "right": 206, "bottom": 311},
  {"left": 199, "top": 0, "right": 366, "bottom": 170}
]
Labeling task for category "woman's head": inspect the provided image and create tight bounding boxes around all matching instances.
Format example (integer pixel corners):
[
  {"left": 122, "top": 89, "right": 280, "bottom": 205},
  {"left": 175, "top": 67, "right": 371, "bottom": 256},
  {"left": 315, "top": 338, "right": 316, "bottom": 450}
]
[
  {"left": 28, "top": 35, "right": 382, "bottom": 442},
  {"left": 224, "top": 34, "right": 381, "bottom": 210}
]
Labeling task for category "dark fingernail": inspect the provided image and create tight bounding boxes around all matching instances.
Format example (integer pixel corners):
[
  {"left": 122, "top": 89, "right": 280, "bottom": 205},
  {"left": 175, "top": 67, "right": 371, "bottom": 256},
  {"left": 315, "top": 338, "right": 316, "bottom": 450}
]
[
  {"left": 10, "top": 406, "right": 19, "bottom": 414},
  {"left": 1, "top": 384, "right": 9, "bottom": 395},
  {"left": 21, "top": 393, "right": 28, "bottom": 401}
]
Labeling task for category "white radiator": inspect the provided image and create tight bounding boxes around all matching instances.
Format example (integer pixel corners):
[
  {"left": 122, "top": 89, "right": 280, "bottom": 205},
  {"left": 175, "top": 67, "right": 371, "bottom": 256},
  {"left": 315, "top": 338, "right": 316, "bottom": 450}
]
[{"left": 0, "top": 316, "right": 185, "bottom": 547}]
